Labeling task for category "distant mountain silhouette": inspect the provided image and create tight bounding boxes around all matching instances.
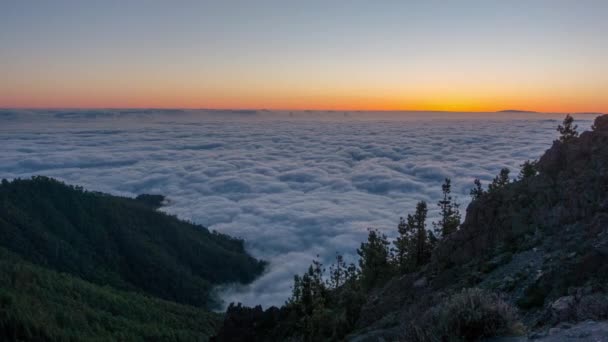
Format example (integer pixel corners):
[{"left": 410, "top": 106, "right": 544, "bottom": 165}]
[
  {"left": 497, "top": 109, "right": 538, "bottom": 113},
  {"left": 572, "top": 112, "right": 606, "bottom": 115}
]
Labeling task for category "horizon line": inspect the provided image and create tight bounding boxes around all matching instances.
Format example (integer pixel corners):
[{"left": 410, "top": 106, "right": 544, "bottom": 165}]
[{"left": 1, "top": 107, "right": 605, "bottom": 115}]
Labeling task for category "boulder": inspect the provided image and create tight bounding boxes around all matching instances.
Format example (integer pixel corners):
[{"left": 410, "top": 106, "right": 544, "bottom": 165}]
[{"left": 550, "top": 296, "right": 575, "bottom": 322}]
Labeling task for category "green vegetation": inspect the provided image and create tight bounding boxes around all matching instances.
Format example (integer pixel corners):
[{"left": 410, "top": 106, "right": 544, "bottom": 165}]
[
  {"left": 408, "top": 288, "right": 524, "bottom": 342},
  {"left": 393, "top": 201, "right": 433, "bottom": 273},
  {"left": 284, "top": 255, "right": 365, "bottom": 341},
  {"left": 0, "top": 176, "right": 265, "bottom": 308},
  {"left": 0, "top": 176, "right": 269, "bottom": 340},
  {"left": 557, "top": 114, "right": 578, "bottom": 142},
  {"left": 0, "top": 247, "right": 220, "bottom": 341},
  {"left": 358, "top": 229, "right": 392, "bottom": 290},
  {"left": 433, "top": 178, "right": 461, "bottom": 238},
  {"left": 488, "top": 167, "right": 510, "bottom": 193},
  {"left": 518, "top": 160, "right": 538, "bottom": 180},
  {"left": 469, "top": 178, "right": 485, "bottom": 200},
  {"left": 134, "top": 193, "right": 166, "bottom": 209}
]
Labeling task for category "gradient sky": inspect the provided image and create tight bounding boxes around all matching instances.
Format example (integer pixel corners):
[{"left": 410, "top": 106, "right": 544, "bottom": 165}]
[{"left": 1, "top": 1, "right": 607, "bottom": 112}]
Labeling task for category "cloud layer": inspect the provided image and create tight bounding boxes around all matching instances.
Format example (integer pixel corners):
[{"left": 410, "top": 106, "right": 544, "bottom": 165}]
[{"left": 0, "top": 110, "right": 594, "bottom": 307}]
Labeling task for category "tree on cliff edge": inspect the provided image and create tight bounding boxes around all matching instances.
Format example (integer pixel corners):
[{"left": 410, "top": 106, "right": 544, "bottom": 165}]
[
  {"left": 470, "top": 178, "right": 485, "bottom": 200},
  {"left": 557, "top": 114, "right": 578, "bottom": 143},
  {"left": 433, "top": 178, "right": 461, "bottom": 237},
  {"left": 518, "top": 160, "right": 538, "bottom": 180},
  {"left": 488, "top": 168, "right": 510, "bottom": 193},
  {"left": 413, "top": 201, "right": 431, "bottom": 266}
]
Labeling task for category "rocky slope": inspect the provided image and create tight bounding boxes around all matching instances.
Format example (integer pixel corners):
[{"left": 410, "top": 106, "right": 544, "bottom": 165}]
[{"left": 350, "top": 115, "right": 608, "bottom": 340}]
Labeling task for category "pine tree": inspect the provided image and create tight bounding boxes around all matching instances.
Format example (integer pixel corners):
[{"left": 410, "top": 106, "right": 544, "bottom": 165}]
[
  {"left": 326, "top": 254, "right": 357, "bottom": 289},
  {"left": 557, "top": 114, "right": 578, "bottom": 143},
  {"left": 413, "top": 201, "right": 430, "bottom": 266},
  {"left": 286, "top": 258, "right": 332, "bottom": 340},
  {"left": 357, "top": 228, "right": 391, "bottom": 290},
  {"left": 518, "top": 160, "right": 538, "bottom": 180},
  {"left": 392, "top": 201, "right": 433, "bottom": 273},
  {"left": 287, "top": 258, "right": 327, "bottom": 315},
  {"left": 392, "top": 216, "right": 415, "bottom": 273},
  {"left": 488, "top": 168, "right": 510, "bottom": 193},
  {"left": 433, "top": 178, "right": 461, "bottom": 237},
  {"left": 470, "top": 178, "right": 485, "bottom": 200}
]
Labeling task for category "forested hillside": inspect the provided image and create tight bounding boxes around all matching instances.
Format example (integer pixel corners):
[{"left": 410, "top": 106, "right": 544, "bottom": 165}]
[
  {"left": 0, "top": 247, "right": 220, "bottom": 341},
  {"left": 0, "top": 176, "right": 265, "bottom": 308}
]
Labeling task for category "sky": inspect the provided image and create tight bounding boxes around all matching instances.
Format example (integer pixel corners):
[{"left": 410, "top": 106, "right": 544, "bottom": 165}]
[{"left": 1, "top": 1, "right": 607, "bottom": 112}]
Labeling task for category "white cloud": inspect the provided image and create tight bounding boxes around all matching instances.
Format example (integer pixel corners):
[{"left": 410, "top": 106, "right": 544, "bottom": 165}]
[{"left": 0, "top": 109, "right": 595, "bottom": 308}]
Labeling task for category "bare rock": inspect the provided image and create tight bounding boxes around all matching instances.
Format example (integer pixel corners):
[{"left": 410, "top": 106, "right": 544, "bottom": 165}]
[
  {"left": 551, "top": 296, "right": 576, "bottom": 322},
  {"left": 413, "top": 277, "right": 427, "bottom": 288},
  {"left": 575, "top": 294, "right": 608, "bottom": 321}
]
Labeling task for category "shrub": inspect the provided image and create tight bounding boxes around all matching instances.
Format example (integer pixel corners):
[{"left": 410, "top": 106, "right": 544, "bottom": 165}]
[{"left": 407, "top": 288, "right": 524, "bottom": 342}]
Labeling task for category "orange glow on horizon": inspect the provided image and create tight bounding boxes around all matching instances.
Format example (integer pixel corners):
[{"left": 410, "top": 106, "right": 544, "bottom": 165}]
[
  {"left": 2, "top": 70, "right": 607, "bottom": 113},
  {"left": 3, "top": 72, "right": 606, "bottom": 113},
  {"left": 3, "top": 93, "right": 606, "bottom": 114}
]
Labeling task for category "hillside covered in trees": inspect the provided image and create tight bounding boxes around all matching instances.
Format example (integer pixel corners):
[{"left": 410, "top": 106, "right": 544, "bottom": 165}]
[
  {"left": 0, "top": 177, "right": 266, "bottom": 339},
  {"left": 213, "top": 115, "right": 608, "bottom": 341},
  {"left": 0, "top": 247, "right": 220, "bottom": 341}
]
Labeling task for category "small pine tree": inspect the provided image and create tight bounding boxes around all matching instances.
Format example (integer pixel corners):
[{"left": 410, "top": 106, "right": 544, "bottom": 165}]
[
  {"left": 518, "top": 160, "right": 537, "bottom": 180},
  {"left": 557, "top": 114, "right": 578, "bottom": 143},
  {"left": 288, "top": 258, "right": 327, "bottom": 314},
  {"left": 470, "top": 178, "right": 485, "bottom": 200},
  {"left": 286, "top": 258, "right": 333, "bottom": 340},
  {"left": 326, "top": 254, "right": 357, "bottom": 289},
  {"left": 287, "top": 260, "right": 327, "bottom": 316},
  {"left": 392, "top": 201, "right": 433, "bottom": 273},
  {"left": 413, "top": 201, "right": 430, "bottom": 266},
  {"left": 433, "top": 178, "right": 461, "bottom": 237},
  {"left": 357, "top": 228, "right": 392, "bottom": 290},
  {"left": 392, "top": 217, "right": 411, "bottom": 273},
  {"left": 488, "top": 168, "right": 510, "bottom": 193}
]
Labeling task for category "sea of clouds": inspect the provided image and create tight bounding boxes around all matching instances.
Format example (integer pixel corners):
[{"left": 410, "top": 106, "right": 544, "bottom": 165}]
[{"left": 0, "top": 109, "right": 596, "bottom": 308}]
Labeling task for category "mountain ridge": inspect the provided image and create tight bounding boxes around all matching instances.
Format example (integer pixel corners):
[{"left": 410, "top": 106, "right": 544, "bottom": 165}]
[{"left": 0, "top": 176, "right": 270, "bottom": 340}]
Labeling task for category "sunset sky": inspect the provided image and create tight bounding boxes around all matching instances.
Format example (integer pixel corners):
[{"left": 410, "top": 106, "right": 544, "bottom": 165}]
[{"left": 1, "top": 1, "right": 607, "bottom": 112}]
